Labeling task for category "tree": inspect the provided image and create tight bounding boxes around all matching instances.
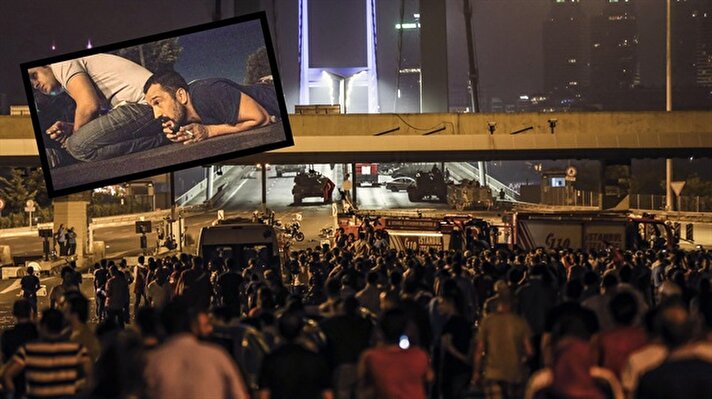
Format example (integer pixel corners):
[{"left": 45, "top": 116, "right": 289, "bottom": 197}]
[
  {"left": 0, "top": 169, "right": 37, "bottom": 214},
  {"left": 682, "top": 174, "right": 712, "bottom": 198},
  {"left": 26, "top": 168, "right": 49, "bottom": 208},
  {"left": 244, "top": 47, "right": 271, "bottom": 84},
  {"left": 113, "top": 38, "right": 183, "bottom": 72}
]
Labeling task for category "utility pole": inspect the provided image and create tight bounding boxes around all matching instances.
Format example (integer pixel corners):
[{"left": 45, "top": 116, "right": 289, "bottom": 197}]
[
  {"left": 665, "top": 0, "right": 673, "bottom": 211},
  {"left": 463, "top": 0, "right": 487, "bottom": 187},
  {"left": 463, "top": 0, "right": 480, "bottom": 113}
]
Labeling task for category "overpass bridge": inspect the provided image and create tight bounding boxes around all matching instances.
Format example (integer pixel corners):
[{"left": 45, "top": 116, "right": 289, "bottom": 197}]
[
  {"left": 3, "top": 110, "right": 712, "bottom": 266},
  {"left": 3, "top": 111, "right": 712, "bottom": 166}
]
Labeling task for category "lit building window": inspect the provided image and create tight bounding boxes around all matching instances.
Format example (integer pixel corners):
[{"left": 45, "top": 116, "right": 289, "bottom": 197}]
[
  {"left": 568, "top": 58, "right": 577, "bottom": 64},
  {"left": 395, "top": 23, "right": 420, "bottom": 30}
]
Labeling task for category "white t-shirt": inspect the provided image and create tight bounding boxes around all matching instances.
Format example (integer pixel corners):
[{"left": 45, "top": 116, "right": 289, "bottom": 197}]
[
  {"left": 621, "top": 343, "right": 667, "bottom": 394},
  {"left": 50, "top": 53, "right": 152, "bottom": 108}
]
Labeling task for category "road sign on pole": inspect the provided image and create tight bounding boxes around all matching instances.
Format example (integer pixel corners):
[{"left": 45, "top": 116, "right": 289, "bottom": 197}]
[{"left": 670, "top": 181, "right": 686, "bottom": 197}]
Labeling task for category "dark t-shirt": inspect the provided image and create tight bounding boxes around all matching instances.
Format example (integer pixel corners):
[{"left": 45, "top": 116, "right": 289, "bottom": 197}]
[
  {"left": 517, "top": 278, "right": 558, "bottom": 335},
  {"left": 319, "top": 314, "right": 373, "bottom": 367},
  {"left": 180, "top": 269, "right": 211, "bottom": 310},
  {"left": 259, "top": 343, "right": 331, "bottom": 399},
  {"left": 217, "top": 271, "right": 242, "bottom": 305},
  {"left": 1, "top": 322, "right": 38, "bottom": 360},
  {"left": 20, "top": 275, "right": 40, "bottom": 298},
  {"left": 637, "top": 358, "right": 712, "bottom": 399},
  {"left": 189, "top": 79, "right": 280, "bottom": 125},
  {"left": 441, "top": 315, "right": 473, "bottom": 376},
  {"left": 94, "top": 268, "right": 109, "bottom": 289},
  {"left": 545, "top": 301, "right": 599, "bottom": 341}
]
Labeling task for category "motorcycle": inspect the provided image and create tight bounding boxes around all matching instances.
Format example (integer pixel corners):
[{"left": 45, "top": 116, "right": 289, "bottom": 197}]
[
  {"left": 319, "top": 226, "right": 334, "bottom": 238},
  {"left": 284, "top": 221, "right": 305, "bottom": 242},
  {"left": 275, "top": 213, "right": 305, "bottom": 242}
]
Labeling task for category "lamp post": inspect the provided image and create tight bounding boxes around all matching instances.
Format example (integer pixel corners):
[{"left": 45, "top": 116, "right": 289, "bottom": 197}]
[{"left": 665, "top": 0, "right": 673, "bottom": 211}]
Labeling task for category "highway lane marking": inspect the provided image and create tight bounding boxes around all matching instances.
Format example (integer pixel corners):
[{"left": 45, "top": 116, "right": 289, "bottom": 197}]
[{"left": 224, "top": 179, "right": 249, "bottom": 205}]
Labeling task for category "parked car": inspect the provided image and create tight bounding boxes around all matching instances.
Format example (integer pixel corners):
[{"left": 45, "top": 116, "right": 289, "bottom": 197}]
[{"left": 385, "top": 176, "right": 416, "bottom": 192}]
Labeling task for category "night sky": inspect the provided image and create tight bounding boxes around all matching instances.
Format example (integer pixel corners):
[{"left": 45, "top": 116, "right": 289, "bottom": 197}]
[{"left": 0, "top": 0, "right": 666, "bottom": 108}]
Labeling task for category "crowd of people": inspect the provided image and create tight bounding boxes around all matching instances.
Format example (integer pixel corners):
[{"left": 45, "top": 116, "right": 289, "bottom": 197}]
[{"left": 3, "top": 235, "right": 712, "bottom": 399}]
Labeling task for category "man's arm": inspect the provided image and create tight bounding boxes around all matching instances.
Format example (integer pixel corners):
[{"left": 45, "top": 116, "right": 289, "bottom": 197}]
[
  {"left": 176, "top": 93, "right": 274, "bottom": 144},
  {"left": 65, "top": 73, "right": 102, "bottom": 131},
  {"left": 471, "top": 340, "right": 485, "bottom": 385},
  {"left": 3, "top": 359, "right": 25, "bottom": 393}
]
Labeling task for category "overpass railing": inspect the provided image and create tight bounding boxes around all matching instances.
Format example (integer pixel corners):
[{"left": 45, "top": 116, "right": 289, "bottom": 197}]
[
  {"left": 630, "top": 193, "right": 712, "bottom": 213},
  {"left": 543, "top": 189, "right": 601, "bottom": 208}
]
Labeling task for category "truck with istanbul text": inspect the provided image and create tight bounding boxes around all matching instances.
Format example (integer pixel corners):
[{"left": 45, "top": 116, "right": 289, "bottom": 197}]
[{"left": 507, "top": 211, "right": 677, "bottom": 251}]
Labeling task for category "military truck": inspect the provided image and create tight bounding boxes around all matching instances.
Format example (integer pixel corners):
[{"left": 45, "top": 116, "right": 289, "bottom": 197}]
[
  {"left": 275, "top": 164, "right": 305, "bottom": 177},
  {"left": 447, "top": 179, "right": 494, "bottom": 211},
  {"left": 406, "top": 168, "right": 448, "bottom": 202},
  {"left": 292, "top": 171, "right": 327, "bottom": 204}
]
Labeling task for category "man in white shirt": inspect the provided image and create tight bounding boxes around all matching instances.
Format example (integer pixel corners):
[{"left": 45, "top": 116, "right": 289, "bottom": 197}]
[{"left": 28, "top": 53, "right": 168, "bottom": 163}]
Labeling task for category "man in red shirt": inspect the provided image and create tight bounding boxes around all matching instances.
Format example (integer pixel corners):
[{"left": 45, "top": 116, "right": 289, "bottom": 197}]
[
  {"left": 359, "top": 308, "right": 434, "bottom": 399},
  {"left": 593, "top": 291, "right": 648, "bottom": 378}
]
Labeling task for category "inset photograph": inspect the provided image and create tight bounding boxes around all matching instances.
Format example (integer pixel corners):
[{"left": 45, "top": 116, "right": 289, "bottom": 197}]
[{"left": 21, "top": 13, "right": 292, "bottom": 197}]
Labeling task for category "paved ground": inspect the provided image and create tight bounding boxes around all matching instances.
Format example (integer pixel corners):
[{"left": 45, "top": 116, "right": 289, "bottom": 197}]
[{"left": 49, "top": 124, "right": 287, "bottom": 193}]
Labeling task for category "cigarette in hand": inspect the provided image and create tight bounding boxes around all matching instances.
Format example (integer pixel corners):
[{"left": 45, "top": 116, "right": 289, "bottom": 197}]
[{"left": 185, "top": 130, "right": 194, "bottom": 139}]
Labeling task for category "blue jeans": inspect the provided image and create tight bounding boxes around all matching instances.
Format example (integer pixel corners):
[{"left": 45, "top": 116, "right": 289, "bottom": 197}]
[{"left": 65, "top": 103, "right": 169, "bottom": 161}]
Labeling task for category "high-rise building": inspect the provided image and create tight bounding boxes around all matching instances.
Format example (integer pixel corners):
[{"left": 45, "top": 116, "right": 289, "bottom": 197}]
[
  {"left": 543, "top": 0, "right": 586, "bottom": 93},
  {"left": 590, "top": 0, "right": 640, "bottom": 92},
  {"left": 672, "top": 0, "right": 712, "bottom": 89},
  {"left": 693, "top": 0, "right": 712, "bottom": 87},
  {"left": 394, "top": 4, "right": 422, "bottom": 113},
  {"left": 672, "top": 0, "right": 701, "bottom": 88}
]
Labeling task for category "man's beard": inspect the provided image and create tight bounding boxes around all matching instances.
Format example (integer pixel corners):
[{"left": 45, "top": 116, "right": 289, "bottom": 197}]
[{"left": 173, "top": 104, "right": 188, "bottom": 126}]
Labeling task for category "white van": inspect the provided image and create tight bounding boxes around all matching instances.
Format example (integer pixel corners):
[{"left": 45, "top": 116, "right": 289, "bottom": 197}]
[{"left": 197, "top": 222, "right": 282, "bottom": 269}]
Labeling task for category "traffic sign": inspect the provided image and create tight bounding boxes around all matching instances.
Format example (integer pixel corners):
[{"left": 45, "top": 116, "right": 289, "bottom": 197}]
[
  {"left": 25, "top": 199, "right": 35, "bottom": 208},
  {"left": 24, "top": 206, "right": 36, "bottom": 212},
  {"left": 0, "top": 198, "right": 4, "bottom": 210},
  {"left": 566, "top": 166, "right": 577, "bottom": 178},
  {"left": 671, "top": 181, "right": 686, "bottom": 196}
]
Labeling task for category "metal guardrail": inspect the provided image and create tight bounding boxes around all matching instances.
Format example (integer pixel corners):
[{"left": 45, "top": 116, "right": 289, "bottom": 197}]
[
  {"left": 630, "top": 193, "right": 712, "bottom": 213},
  {"left": 175, "top": 166, "right": 237, "bottom": 206},
  {"left": 543, "top": 189, "right": 600, "bottom": 208}
]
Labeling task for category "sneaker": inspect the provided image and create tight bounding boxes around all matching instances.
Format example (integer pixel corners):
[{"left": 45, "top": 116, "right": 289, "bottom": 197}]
[{"left": 45, "top": 147, "right": 78, "bottom": 168}]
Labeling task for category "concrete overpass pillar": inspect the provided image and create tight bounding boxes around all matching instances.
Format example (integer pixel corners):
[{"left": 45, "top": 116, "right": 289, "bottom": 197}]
[
  {"left": 261, "top": 164, "right": 267, "bottom": 209},
  {"left": 420, "top": 0, "right": 449, "bottom": 112},
  {"left": 53, "top": 192, "right": 90, "bottom": 266},
  {"left": 351, "top": 163, "right": 357, "bottom": 206},
  {"left": 206, "top": 166, "right": 215, "bottom": 202},
  {"left": 601, "top": 160, "right": 631, "bottom": 210}
]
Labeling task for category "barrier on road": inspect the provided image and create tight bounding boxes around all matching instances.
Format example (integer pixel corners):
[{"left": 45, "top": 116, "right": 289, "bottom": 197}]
[{"left": 0, "top": 246, "right": 12, "bottom": 266}]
